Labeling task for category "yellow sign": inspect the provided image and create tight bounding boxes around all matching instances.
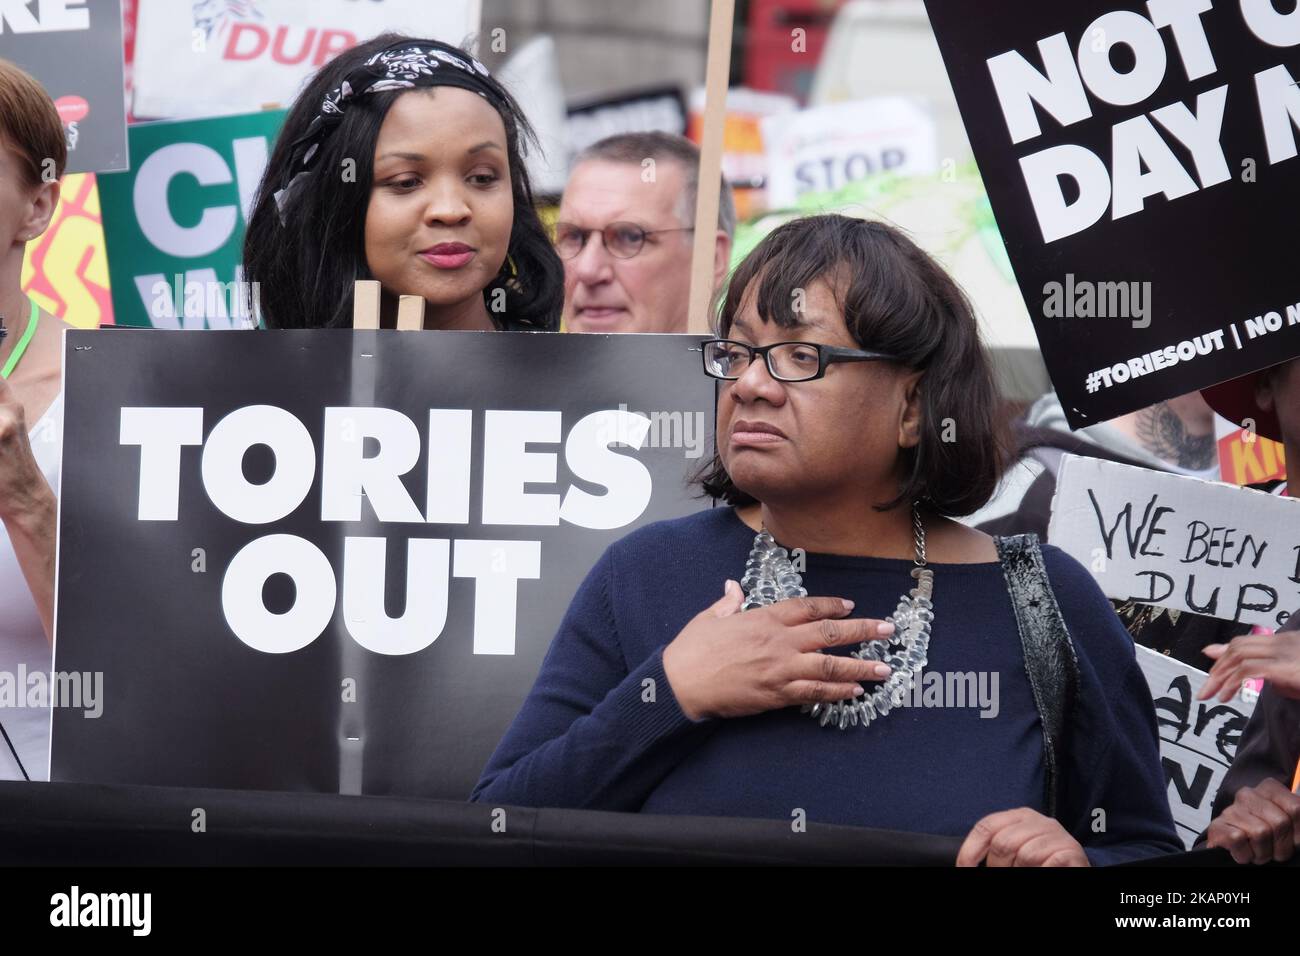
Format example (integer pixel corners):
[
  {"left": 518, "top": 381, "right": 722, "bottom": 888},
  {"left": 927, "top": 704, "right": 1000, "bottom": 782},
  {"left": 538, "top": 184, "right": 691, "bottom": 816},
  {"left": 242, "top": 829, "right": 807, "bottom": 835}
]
[
  {"left": 19, "top": 173, "right": 113, "bottom": 329},
  {"left": 1218, "top": 429, "right": 1286, "bottom": 486}
]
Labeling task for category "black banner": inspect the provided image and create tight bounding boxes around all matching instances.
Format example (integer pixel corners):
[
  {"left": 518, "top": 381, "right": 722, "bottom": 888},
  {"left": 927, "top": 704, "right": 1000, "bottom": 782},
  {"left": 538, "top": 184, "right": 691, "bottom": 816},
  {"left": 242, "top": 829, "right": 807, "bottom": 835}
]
[
  {"left": 925, "top": 0, "right": 1300, "bottom": 428},
  {"left": 51, "top": 329, "right": 715, "bottom": 798}
]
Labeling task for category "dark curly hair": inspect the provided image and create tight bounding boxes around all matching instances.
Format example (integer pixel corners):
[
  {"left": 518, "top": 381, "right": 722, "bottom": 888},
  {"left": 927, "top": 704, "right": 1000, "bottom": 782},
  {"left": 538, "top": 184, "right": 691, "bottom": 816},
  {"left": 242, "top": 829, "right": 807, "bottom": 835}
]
[
  {"left": 243, "top": 33, "right": 562, "bottom": 331},
  {"left": 695, "top": 214, "right": 1009, "bottom": 517}
]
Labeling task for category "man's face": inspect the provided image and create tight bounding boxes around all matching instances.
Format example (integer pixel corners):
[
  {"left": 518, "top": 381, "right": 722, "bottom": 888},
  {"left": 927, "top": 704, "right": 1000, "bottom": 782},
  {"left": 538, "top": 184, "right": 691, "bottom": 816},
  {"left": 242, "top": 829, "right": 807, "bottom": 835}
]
[{"left": 559, "top": 158, "right": 694, "bottom": 334}]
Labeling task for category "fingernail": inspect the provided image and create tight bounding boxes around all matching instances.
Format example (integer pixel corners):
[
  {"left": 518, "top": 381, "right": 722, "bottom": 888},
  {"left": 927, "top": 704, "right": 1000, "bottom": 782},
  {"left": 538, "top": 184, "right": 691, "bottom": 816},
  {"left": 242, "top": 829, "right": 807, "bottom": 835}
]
[
  {"left": 877, "top": 621, "right": 895, "bottom": 635},
  {"left": 841, "top": 599, "right": 855, "bottom": 612},
  {"left": 853, "top": 686, "right": 865, "bottom": 697},
  {"left": 875, "top": 664, "right": 892, "bottom": 678}
]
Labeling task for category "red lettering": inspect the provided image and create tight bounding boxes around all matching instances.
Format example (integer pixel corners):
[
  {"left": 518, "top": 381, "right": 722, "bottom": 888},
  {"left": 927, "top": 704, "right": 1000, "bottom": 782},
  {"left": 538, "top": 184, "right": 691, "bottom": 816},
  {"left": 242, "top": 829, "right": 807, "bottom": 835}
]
[
  {"left": 271, "top": 26, "right": 315, "bottom": 66},
  {"left": 224, "top": 22, "right": 268, "bottom": 61}
]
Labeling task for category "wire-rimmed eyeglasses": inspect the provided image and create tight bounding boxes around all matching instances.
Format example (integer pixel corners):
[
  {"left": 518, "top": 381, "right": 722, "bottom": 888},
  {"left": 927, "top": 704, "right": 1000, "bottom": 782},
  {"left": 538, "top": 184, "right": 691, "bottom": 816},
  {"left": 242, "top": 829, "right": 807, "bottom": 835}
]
[{"left": 554, "top": 221, "right": 694, "bottom": 260}]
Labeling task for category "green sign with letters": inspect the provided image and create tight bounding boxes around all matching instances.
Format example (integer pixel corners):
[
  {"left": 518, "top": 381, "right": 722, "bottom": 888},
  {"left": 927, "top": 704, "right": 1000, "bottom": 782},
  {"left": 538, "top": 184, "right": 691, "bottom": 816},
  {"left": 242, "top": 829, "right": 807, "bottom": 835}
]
[{"left": 98, "top": 110, "right": 285, "bottom": 328}]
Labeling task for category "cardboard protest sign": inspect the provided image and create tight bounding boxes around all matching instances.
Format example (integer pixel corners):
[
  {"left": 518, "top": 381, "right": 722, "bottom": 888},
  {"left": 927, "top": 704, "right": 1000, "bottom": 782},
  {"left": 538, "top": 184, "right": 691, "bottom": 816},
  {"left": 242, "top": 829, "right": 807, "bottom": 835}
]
[
  {"left": 1049, "top": 454, "right": 1300, "bottom": 626},
  {"left": 0, "top": 0, "right": 128, "bottom": 174},
  {"left": 1136, "top": 644, "right": 1255, "bottom": 848},
  {"left": 97, "top": 109, "right": 284, "bottom": 329},
  {"left": 50, "top": 329, "right": 716, "bottom": 799},
  {"left": 761, "top": 97, "right": 938, "bottom": 208},
  {"left": 131, "top": 0, "right": 481, "bottom": 120},
  {"left": 925, "top": 0, "right": 1300, "bottom": 428}
]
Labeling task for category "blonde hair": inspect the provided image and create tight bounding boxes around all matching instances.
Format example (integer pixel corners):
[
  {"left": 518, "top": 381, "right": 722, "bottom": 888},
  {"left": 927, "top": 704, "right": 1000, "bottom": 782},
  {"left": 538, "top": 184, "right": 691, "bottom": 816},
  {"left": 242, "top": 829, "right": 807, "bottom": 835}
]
[{"left": 0, "top": 58, "right": 66, "bottom": 188}]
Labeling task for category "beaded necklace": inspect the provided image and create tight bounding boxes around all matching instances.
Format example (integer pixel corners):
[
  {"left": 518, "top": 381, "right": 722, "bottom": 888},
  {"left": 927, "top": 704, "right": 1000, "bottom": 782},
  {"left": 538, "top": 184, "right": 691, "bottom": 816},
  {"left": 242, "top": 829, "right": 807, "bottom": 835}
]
[{"left": 739, "top": 502, "right": 935, "bottom": 730}]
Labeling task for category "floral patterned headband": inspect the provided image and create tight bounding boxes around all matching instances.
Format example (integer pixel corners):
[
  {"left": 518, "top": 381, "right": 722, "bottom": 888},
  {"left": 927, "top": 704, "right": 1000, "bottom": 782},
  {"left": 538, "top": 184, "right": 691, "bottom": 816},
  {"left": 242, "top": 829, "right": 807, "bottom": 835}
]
[{"left": 272, "top": 40, "right": 507, "bottom": 219}]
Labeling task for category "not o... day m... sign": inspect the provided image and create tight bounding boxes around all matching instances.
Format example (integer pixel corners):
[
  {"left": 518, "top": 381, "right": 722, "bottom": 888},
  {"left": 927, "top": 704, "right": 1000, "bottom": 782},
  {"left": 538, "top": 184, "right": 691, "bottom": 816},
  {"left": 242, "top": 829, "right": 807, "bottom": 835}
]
[{"left": 925, "top": 0, "right": 1300, "bottom": 428}]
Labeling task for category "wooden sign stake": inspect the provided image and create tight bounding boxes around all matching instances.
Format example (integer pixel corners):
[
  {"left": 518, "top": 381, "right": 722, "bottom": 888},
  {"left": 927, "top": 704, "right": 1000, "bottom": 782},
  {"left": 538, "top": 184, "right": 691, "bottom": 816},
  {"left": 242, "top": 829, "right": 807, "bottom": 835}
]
[{"left": 352, "top": 279, "right": 381, "bottom": 329}]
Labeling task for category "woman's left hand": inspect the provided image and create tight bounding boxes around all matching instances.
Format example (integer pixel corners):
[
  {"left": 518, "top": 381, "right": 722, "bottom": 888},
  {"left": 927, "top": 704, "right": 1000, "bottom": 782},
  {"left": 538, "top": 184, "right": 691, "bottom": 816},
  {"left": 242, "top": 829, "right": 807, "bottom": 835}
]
[{"left": 955, "top": 807, "right": 1090, "bottom": 866}]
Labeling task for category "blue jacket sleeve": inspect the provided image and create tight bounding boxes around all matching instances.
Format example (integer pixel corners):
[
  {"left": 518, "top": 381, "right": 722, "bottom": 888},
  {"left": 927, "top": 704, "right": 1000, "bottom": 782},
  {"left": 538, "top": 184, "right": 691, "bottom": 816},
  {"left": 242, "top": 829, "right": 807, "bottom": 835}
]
[
  {"left": 469, "top": 546, "right": 720, "bottom": 811},
  {"left": 1044, "top": 546, "right": 1185, "bottom": 866}
]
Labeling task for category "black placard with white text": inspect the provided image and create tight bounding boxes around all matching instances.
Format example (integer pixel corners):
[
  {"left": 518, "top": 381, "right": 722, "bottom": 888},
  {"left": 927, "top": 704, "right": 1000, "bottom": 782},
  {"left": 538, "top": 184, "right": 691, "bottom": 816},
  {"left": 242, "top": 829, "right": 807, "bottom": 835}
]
[
  {"left": 0, "top": 0, "right": 128, "bottom": 175},
  {"left": 925, "top": 0, "right": 1300, "bottom": 428},
  {"left": 50, "top": 329, "right": 716, "bottom": 798}
]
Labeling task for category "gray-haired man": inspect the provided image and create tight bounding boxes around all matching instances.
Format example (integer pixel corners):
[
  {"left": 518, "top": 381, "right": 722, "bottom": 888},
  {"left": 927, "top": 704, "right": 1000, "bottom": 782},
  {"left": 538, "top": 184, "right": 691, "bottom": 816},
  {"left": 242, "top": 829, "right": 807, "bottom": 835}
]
[{"left": 558, "top": 132, "right": 735, "bottom": 334}]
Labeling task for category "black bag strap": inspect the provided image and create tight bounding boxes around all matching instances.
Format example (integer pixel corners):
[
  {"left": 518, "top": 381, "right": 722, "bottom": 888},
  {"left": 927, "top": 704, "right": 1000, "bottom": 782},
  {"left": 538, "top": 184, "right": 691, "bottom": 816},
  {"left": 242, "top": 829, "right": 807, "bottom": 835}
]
[{"left": 994, "top": 532, "right": 1081, "bottom": 820}]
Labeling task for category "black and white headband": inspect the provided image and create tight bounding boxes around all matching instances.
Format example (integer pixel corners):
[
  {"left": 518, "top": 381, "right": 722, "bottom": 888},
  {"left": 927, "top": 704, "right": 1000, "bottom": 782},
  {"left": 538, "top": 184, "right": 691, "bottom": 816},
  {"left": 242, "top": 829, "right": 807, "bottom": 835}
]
[{"left": 273, "top": 40, "right": 506, "bottom": 219}]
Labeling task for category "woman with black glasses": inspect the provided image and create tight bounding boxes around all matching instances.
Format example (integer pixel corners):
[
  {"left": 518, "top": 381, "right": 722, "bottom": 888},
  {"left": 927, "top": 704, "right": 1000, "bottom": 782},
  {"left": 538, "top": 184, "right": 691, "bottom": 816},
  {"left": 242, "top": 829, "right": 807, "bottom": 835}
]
[{"left": 472, "top": 214, "right": 1182, "bottom": 867}]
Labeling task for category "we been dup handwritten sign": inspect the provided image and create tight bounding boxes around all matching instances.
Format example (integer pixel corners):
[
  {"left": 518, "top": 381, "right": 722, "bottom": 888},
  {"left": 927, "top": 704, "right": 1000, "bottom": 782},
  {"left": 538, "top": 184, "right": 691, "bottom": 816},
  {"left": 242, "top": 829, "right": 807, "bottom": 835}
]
[{"left": 1049, "top": 455, "right": 1300, "bottom": 626}]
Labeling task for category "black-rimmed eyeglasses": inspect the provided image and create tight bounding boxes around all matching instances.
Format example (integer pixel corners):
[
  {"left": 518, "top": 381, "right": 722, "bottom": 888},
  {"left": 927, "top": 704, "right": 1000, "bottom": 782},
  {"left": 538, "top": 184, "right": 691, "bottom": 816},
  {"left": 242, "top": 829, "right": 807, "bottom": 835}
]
[
  {"left": 700, "top": 338, "right": 900, "bottom": 382},
  {"left": 554, "top": 221, "right": 694, "bottom": 260}
]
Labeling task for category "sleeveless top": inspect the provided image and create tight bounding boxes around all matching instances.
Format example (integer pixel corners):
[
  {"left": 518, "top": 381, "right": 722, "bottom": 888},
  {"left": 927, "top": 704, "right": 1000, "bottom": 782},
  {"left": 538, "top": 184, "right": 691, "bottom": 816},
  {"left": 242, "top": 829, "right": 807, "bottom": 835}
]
[{"left": 0, "top": 390, "right": 62, "bottom": 780}]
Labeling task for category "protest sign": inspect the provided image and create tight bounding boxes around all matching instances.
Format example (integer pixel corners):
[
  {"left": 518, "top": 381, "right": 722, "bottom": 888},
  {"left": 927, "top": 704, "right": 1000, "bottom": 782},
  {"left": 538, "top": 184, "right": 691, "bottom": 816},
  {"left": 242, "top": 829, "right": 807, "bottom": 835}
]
[
  {"left": 569, "top": 86, "right": 689, "bottom": 165},
  {"left": 20, "top": 173, "right": 113, "bottom": 328},
  {"left": 131, "top": 0, "right": 481, "bottom": 120},
  {"left": 0, "top": 0, "right": 127, "bottom": 174},
  {"left": 1049, "top": 454, "right": 1300, "bottom": 626},
  {"left": 1214, "top": 411, "right": 1287, "bottom": 487},
  {"left": 1137, "top": 644, "right": 1255, "bottom": 848},
  {"left": 730, "top": 162, "right": 1049, "bottom": 402},
  {"left": 50, "top": 329, "right": 716, "bottom": 799},
  {"left": 686, "top": 86, "right": 797, "bottom": 220},
  {"left": 97, "top": 109, "right": 284, "bottom": 329},
  {"left": 925, "top": 0, "right": 1300, "bottom": 428},
  {"left": 761, "top": 97, "right": 938, "bottom": 208}
]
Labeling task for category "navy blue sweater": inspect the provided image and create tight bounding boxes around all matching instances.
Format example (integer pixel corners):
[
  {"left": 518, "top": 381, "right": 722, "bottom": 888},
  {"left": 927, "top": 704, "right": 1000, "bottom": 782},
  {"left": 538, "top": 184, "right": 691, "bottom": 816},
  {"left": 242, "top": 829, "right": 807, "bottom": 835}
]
[{"left": 471, "top": 506, "right": 1183, "bottom": 865}]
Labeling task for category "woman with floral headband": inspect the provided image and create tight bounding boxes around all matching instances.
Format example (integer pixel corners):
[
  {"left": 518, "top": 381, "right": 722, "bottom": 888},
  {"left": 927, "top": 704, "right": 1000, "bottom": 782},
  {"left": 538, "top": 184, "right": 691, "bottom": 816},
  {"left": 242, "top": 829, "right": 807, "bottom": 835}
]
[
  {"left": 473, "top": 215, "right": 1184, "bottom": 867},
  {"left": 244, "top": 34, "right": 563, "bottom": 331}
]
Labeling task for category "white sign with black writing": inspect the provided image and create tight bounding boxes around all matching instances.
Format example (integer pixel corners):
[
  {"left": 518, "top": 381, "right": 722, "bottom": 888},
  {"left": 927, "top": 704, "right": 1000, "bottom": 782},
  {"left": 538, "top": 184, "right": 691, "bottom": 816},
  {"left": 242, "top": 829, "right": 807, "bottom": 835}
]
[
  {"left": 1049, "top": 454, "right": 1300, "bottom": 627},
  {"left": 1136, "top": 644, "right": 1255, "bottom": 849},
  {"left": 761, "top": 97, "right": 938, "bottom": 208}
]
